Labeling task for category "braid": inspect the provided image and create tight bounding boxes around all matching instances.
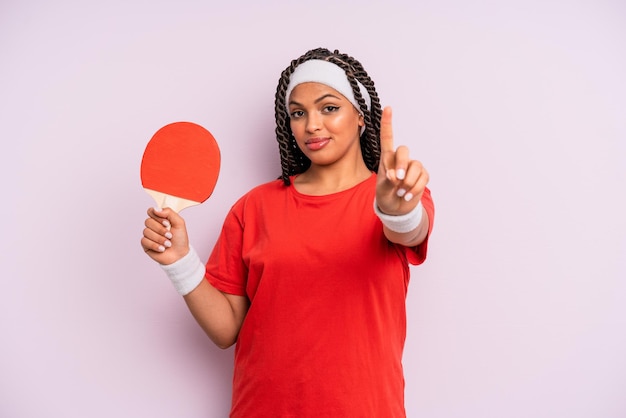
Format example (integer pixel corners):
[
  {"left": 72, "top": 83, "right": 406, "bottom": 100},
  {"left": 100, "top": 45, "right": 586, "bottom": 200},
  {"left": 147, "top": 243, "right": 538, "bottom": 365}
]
[{"left": 274, "top": 48, "right": 383, "bottom": 186}]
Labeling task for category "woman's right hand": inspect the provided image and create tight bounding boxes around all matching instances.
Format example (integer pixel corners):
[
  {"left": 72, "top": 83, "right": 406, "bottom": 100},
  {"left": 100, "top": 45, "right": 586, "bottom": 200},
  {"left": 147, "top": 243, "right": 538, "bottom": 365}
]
[{"left": 141, "top": 207, "right": 190, "bottom": 265}]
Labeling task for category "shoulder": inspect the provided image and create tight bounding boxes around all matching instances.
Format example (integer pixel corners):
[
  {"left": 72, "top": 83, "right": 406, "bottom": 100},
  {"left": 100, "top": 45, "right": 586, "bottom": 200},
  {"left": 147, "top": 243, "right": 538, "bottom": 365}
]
[
  {"left": 229, "top": 178, "right": 288, "bottom": 211},
  {"left": 241, "top": 178, "right": 286, "bottom": 199}
]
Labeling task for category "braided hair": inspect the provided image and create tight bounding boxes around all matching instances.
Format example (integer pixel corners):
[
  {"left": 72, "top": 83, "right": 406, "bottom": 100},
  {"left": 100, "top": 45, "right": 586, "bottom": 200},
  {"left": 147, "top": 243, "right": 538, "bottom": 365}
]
[{"left": 274, "top": 48, "right": 383, "bottom": 186}]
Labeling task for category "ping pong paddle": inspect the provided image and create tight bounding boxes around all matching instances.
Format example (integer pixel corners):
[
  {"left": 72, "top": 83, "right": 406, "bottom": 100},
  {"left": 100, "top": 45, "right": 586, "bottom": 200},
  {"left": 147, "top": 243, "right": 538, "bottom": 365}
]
[{"left": 141, "top": 121, "right": 221, "bottom": 212}]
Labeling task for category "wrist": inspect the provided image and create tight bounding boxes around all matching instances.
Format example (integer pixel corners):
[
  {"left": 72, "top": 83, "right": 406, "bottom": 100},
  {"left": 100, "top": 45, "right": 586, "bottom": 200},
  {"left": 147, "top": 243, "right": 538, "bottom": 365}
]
[
  {"left": 373, "top": 199, "right": 424, "bottom": 234},
  {"left": 159, "top": 246, "right": 205, "bottom": 296}
]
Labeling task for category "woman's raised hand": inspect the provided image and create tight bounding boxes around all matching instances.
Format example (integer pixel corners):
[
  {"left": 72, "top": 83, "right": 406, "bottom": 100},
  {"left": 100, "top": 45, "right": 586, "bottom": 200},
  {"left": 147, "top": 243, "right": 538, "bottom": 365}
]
[{"left": 375, "top": 106, "right": 429, "bottom": 216}]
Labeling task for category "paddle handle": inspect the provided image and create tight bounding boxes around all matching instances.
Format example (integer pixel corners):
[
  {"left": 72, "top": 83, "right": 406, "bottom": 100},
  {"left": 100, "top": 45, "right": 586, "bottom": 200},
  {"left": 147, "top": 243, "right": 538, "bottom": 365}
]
[{"left": 144, "top": 188, "right": 201, "bottom": 213}]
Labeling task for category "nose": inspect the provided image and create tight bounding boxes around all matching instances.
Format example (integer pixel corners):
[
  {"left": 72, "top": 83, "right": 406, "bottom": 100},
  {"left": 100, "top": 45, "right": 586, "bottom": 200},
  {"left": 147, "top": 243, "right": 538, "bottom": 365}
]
[{"left": 305, "top": 112, "right": 322, "bottom": 133}]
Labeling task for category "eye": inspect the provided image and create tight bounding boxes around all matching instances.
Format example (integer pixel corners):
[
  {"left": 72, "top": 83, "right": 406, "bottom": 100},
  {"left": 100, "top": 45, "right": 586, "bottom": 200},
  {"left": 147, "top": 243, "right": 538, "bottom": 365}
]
[
  {"left": 290, "top": 110, "right": 304, "bottom": 119},
  {"left": 323, "top": 105, "right": 340, "bottom": 113}
]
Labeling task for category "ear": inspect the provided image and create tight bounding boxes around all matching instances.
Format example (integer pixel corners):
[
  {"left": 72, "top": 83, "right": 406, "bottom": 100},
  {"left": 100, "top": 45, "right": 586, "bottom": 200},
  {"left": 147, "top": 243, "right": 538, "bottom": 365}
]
[{"left": 358, "top": 113, "right": 365, "bottom": 127}]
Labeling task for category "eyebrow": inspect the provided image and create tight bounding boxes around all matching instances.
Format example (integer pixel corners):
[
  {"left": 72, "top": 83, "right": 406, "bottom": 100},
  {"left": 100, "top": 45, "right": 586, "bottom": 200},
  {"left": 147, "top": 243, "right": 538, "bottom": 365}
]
[{"left": 288, "top": 93, "right": 343, "bottom": 108}]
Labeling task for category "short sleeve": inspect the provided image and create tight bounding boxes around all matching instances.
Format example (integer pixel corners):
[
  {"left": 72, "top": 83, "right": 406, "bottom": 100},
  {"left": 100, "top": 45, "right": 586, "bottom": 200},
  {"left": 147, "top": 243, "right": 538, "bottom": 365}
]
[{"left": 204, "top": 204, "right": 248, "bottom": 296}]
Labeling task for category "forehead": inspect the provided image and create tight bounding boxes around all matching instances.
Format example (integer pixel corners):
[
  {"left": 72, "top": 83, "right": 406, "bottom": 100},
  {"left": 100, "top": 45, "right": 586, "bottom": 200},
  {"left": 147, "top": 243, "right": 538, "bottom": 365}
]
[{"left": 288, "top": 82, "right": 350, "bottom": 104}]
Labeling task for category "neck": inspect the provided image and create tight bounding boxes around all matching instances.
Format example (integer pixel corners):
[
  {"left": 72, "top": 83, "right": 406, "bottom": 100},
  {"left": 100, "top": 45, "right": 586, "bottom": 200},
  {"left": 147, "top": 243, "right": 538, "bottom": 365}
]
[{"left": 293, "top": 158, "right": 372, "bottom": 196}]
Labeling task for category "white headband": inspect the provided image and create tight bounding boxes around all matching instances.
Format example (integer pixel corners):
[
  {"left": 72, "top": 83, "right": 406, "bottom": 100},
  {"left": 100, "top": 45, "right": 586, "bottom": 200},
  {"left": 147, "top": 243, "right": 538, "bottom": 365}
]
[{"left": 284, "top": 59, "right": 372, "bottom": 114}]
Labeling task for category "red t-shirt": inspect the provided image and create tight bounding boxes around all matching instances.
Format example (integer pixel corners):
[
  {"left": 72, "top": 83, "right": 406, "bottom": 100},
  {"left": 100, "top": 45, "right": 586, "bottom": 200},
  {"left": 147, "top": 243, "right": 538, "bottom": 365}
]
[{"left": 206, "top": 174, "right": 434, "bottom": 417}]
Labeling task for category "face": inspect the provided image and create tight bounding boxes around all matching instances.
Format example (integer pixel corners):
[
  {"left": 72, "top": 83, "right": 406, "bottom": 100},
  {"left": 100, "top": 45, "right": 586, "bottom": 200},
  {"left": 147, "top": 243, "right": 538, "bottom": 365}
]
[{"left": 287, "top": 82, "right": 365, "bottom": 169}]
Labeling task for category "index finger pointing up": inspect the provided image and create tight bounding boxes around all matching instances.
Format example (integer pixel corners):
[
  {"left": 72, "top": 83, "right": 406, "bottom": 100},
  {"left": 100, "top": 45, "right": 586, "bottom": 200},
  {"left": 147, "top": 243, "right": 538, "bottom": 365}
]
[
  {"left": 380, "top": 106, "right": 394, "bottom": 153},
  {"left": 378, "top": 106, "right": 397, "bottom": 181}
]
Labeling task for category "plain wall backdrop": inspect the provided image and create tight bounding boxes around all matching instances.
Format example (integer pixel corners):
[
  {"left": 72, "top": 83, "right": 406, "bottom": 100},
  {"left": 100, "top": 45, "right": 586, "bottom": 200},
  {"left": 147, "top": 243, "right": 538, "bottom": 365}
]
[{"left": 2, "top": 0, "right": 625, "bottom": 417}]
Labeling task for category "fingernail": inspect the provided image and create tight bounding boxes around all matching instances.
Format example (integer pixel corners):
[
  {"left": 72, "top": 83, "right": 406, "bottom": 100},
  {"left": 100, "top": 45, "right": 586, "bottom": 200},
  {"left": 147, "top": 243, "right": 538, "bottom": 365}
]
[
  {"left": 154, "top": 206, "right": 162, "bottom": 212},
  {"left": 396, "top": 169, "right": 406, "bottom": 180},
  {"left": 397, "top": 188, "right": 407, "bottom": 197},
  {"left": 157, "top": 245, "right": 165, "bottom": 252},
  {"left": 404, "top": 192, "right": 414, "bottom": 202},
  {"left": 164, "top": 240, "right": 172, "bottom": 248},
  {"left": 165, "top": 231, "right": 173, "bottom": 239},
  {"left": 163, "top": 220, "right": 171, "bottom": 228}
]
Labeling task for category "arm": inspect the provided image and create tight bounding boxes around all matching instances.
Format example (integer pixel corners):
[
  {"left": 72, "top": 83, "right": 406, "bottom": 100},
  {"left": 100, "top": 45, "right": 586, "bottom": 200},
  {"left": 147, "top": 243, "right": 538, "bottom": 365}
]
[
  {"left": 183, "top": 280, "right": 249, "bottom": 349},
  {"left": 141, "top": 207, "right": 248, "bottom": 349},
  {"left": 375, "top": 106, "right": 430, "bottom": 247}
]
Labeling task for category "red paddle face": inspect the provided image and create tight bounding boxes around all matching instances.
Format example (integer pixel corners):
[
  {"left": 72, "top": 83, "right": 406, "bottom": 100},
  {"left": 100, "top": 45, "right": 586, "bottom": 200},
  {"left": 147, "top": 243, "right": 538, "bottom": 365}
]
[{"left": 141, "top": 122, "right": 221, "bottom": 212}]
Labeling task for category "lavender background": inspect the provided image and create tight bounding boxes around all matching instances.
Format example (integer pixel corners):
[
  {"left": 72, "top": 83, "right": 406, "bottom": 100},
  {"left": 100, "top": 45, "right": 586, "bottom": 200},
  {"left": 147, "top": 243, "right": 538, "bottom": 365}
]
[{"left": 2, "top": 0, "right": 625, "bottom": 416}]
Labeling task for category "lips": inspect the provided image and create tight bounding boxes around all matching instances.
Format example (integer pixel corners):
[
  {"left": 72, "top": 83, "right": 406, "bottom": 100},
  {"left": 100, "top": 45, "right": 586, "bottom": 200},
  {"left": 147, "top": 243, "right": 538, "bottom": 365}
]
[{"left": 305, "top": 137, "right": 330, "bottom": 151}]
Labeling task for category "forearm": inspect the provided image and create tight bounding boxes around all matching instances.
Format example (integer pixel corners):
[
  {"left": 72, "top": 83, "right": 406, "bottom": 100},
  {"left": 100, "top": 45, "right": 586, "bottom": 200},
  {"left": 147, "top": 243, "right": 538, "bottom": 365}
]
[
  {"left": 157, "top": 245, "right": 248, "bottom": 349},
  {"left": 183, "top": 280, "right": 249, "bottom": 349}
]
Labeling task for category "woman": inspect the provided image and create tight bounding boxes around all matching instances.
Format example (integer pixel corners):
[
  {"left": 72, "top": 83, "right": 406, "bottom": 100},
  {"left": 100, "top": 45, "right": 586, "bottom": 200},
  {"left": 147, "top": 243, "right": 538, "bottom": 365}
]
[{"left": 141, "top": 47, "right": 435, "bottom": 417}]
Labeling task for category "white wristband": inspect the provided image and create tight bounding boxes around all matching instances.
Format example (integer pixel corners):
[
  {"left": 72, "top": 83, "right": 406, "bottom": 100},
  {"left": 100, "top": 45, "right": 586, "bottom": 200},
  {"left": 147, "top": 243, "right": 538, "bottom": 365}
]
[
  {"left": 374, "top": 199, "right": 424, "bottom": 233},
  {"left": 160, "top": 246, "right": 205, "bottom": 296}
]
